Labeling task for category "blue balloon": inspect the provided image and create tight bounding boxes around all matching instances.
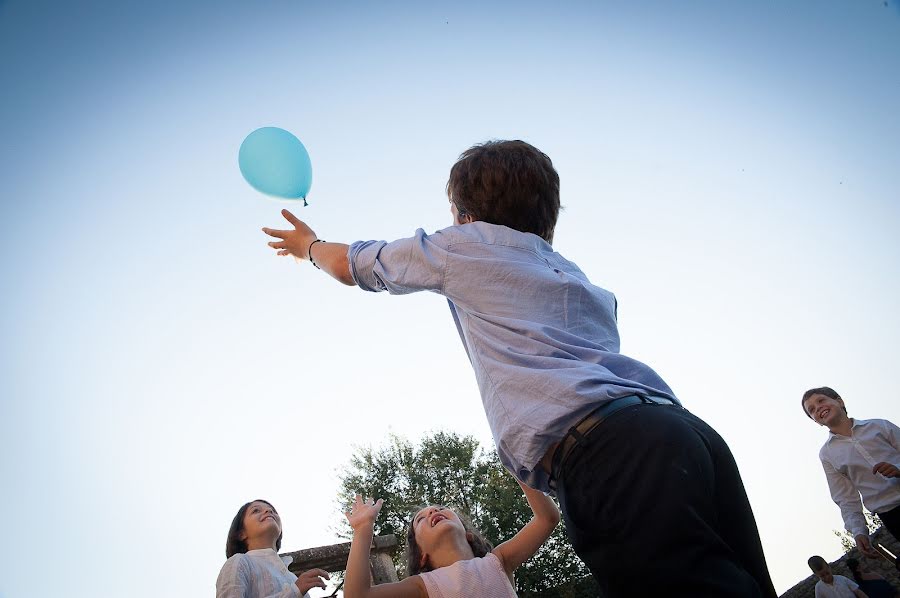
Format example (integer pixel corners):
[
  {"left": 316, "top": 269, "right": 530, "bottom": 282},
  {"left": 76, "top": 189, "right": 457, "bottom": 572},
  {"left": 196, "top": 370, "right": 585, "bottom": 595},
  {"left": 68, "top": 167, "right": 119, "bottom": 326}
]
[{"left": 239, "top": 127, "right": 312, "bottom": 204}]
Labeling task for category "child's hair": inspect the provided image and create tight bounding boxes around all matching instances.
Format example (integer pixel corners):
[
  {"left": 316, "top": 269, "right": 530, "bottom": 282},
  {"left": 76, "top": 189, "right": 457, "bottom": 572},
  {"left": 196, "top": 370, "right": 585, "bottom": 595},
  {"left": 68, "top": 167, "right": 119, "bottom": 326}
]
[
  {"left": 225, "top": 499, "right": 283, "bottom": 558},
  {"left": 807, "top": 555, "right": 828, "bottom": 572},
  {"left": 405, "top": 506, "right": 494, "bottom": 576},
  {"left": 446, "top": 140, "right": 560, "bottom": 244},
  {"left": 801, "top": 386, "right": 848, "bottom": 419}
]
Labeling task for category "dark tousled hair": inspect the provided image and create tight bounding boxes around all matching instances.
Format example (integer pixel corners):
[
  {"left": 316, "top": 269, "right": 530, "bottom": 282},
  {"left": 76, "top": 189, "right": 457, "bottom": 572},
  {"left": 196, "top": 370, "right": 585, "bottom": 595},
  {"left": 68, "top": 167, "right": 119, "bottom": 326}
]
[
  {"left": 807, "top": 555, "right": 828, "bottom": 572},
  {"left": 405, "top": 506, "right": 494, "bottom": 576},
  {"left": 225, "top": 499, "right": 282, "bottom": 558},
  {"left": 801, "top": 386, "right": 847, "bottom": 419},
  {"left": 446, "top": 140, "right": 561, "bottom": 244}
]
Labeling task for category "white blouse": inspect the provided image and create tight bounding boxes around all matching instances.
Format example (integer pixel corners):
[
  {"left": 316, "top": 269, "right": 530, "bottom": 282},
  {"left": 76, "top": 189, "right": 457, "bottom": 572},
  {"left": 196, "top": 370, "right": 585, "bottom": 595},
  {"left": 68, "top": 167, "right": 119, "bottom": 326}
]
[{"left": 216, "top": 548, "right": 309, "bottom": 598}]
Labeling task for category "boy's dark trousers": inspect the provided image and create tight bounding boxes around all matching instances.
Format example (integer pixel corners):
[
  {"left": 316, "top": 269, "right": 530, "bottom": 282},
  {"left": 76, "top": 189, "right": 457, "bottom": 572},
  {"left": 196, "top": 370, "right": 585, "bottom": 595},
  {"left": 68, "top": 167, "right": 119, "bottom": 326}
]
[
  {"left": 878, "top": 504, "right": 900, "bottom": 543},
  {"left": 555, "top": 402, "right": 778, "bottom": 598}
]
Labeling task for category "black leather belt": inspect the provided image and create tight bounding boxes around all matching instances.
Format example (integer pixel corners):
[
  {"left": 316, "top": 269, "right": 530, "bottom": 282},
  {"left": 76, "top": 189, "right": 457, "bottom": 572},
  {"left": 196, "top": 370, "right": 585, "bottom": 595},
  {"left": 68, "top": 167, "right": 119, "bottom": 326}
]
[{"left": 548, "top": 395, "right": 677, "bottom": 491}]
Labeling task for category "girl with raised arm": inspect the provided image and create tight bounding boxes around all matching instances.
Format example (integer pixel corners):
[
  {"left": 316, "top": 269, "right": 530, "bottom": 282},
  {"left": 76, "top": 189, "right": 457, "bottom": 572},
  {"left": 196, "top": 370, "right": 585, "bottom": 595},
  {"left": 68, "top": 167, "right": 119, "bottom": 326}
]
[{"left": 343, "top": 480, "right": 559, "bottom": 598}]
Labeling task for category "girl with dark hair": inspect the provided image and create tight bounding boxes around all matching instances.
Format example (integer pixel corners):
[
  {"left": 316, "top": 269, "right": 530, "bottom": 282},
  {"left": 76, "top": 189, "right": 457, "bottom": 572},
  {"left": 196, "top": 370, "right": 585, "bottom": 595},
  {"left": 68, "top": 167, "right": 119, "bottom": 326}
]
[
  {"left": 216, "top": 499, "right": 330, "bottom": 598},
  {"left": 342, "top": 480, "right": 559, "bottom": 597}
]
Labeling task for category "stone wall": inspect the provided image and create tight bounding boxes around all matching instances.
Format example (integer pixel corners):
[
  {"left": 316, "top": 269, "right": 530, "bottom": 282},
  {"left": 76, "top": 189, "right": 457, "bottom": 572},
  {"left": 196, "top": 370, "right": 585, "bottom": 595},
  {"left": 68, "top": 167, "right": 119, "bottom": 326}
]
[
  {"left": 282, "top": 534, "right": 400, "bottom": 585},
  {"left": 780, "top": 528, "right": 899, "bottom": 598}
]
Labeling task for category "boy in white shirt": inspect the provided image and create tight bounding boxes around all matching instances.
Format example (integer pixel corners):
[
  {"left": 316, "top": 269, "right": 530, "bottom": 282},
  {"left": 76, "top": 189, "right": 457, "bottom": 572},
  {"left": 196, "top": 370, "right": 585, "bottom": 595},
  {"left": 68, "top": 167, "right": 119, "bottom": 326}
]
[
  {"left": 807, "top": 555, "right": 867, "bottom": 598},
  {"left": 802, "top": 387, "right": 900, "bottom": 558}
]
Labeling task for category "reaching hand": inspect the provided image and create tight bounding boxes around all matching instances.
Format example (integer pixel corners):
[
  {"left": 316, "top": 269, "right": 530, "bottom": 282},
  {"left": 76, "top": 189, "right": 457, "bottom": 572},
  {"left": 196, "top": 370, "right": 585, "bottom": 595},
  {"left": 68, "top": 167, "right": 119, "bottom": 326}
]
[
  {"left": 855, "top": 534, "right": 880, "bottom": 558},
  {"left": 262, "top": 209, "right": 318, "bottom": 260},
  {"left": 295, "top": 568, "right": 330, "bottom": 594},
  {"left": 345, "top": 495, "right": 384, "bottom": 531},
  {"left": 873, "top": 462, "right": 900, "bottom": 478}
]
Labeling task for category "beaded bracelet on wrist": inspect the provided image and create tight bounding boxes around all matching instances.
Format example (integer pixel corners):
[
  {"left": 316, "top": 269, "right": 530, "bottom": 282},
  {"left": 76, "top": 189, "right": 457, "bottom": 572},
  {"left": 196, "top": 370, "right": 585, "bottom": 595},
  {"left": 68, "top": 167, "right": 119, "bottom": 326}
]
[{"left": 307, "top": 239, "right": 326, "bottom": 269}]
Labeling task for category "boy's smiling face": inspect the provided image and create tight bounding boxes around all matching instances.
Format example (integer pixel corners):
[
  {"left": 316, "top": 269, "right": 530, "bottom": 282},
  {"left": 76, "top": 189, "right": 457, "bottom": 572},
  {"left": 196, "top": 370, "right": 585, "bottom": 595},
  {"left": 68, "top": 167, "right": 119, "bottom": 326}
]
[{"left": 803, "top": 393, "right": 847, "bottom": 427}]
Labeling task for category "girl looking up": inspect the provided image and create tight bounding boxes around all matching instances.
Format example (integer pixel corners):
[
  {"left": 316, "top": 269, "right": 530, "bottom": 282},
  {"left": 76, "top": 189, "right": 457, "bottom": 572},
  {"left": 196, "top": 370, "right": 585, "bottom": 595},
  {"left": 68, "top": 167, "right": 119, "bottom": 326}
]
[
  {"left": 216, "top": 499, "right": 330, "bottom": 598},
  {"left": 343, "top": 480, "right": 559, "bottom": 597}
]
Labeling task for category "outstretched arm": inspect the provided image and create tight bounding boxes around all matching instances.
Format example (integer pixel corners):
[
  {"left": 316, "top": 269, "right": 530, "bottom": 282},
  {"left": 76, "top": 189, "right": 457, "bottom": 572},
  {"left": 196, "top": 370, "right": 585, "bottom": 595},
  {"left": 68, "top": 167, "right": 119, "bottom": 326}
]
[
  {"left": 343, "top": 495, "right": 426, "bottom": 598},
  {"left": 262, "top": 209, "right": 355, "bottom": 286},
  {"left": 493, "top": 479, "right": 561, "bottom": 575}
]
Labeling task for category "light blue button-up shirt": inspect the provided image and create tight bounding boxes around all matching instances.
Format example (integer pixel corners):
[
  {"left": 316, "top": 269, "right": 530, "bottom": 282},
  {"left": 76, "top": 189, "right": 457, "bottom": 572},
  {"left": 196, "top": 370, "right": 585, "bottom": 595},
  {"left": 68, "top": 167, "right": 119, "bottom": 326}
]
[{"left": 349, "top": 222, "right": 678, "bottom": 491}]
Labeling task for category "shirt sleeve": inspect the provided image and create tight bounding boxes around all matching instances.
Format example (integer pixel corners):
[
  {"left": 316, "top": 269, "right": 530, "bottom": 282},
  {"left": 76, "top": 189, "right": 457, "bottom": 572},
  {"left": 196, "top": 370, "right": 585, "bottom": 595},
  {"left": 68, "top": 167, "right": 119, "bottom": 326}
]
[
  {"left": 215, "top": 555, "right": 302, "bottom": 598},
  {"left": 348, "top": 229, "right": 448, "bottom": 294},
  {"left": 839, "top": 575, "right": 860, "bottom": 591},
  {"left": 216, "top": 556, "right": 251, "bottom": 598},
  {"left": 821, "top": 454, "right": 869, "bottom": 537},
  {"left": 884, "top": 419, "right": 900, "bottom": 452}
]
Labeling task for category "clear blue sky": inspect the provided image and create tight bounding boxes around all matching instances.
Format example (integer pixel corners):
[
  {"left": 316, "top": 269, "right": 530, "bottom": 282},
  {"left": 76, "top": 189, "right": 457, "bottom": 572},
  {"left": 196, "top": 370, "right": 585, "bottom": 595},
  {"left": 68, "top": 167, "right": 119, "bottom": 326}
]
[{"left": 1, "top": 1, "right": 899, "bottom": 596}]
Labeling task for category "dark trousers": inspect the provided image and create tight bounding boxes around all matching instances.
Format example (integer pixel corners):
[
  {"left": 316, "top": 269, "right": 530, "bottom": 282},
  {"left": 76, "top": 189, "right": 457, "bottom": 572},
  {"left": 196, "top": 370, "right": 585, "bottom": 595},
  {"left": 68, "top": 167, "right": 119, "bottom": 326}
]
[
  {"left": 878, "top": 504, "right": 900, "bottom": 542},
  {"left": 555, "top": 403, "right": 777, "bottom": 598}
]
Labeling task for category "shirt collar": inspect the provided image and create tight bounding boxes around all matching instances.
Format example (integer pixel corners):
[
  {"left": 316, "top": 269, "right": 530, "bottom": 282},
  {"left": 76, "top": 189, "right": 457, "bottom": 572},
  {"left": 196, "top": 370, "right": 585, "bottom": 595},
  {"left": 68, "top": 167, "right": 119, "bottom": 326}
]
[
  {"left": 244, "top": 548, "right": 293, "bottom": 566},
  {"left": 451, "top": 221, "right": 553, "bottom": 252},
  {"left": 826, "top": 417, "right": 872, "bottom": 440}
]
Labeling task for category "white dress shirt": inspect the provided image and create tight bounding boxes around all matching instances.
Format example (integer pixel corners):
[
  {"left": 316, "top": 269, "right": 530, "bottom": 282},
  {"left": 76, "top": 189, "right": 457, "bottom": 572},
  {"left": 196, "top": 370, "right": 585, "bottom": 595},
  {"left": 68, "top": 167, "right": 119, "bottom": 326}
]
[
  {"left": 814, "top": 574, "right": 859, "bottom": 598},
  {"left": 819, "top": 418, "right": 900, "bottom": 537},
  {"left": 216, "top": 548, "right": 309, "bottom": 598}
]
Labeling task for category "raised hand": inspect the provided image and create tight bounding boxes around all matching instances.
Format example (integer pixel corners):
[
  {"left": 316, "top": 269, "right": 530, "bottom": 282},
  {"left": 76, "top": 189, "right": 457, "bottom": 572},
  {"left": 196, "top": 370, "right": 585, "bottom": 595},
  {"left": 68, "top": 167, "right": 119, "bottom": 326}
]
[
  {"left": 345, "top": 495, "right": 384, "bottom": 531},
  {"left": 262, "top": 209, "right": 318, "bottom": 260}
]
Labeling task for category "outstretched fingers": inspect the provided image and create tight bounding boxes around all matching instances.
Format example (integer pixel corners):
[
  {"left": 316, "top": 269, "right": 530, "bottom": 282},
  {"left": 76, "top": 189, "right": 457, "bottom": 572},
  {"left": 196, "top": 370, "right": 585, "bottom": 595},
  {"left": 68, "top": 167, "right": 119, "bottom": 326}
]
[
  {"left": 281, "top": 208, "right": 302, "bottom": 226},
  {"left": 345, "top": 494, "right": 384, "bottom": 526},
  {"left": 261, "top": 227, "right": 289, "bottom": 239}
]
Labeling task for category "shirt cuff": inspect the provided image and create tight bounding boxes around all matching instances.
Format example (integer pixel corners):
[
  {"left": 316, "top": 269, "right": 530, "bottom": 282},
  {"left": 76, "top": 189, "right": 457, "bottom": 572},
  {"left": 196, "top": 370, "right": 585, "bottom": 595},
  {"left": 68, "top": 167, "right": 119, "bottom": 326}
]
[{"left": 348, "top": 240, "right": 387, "bottom": 292}]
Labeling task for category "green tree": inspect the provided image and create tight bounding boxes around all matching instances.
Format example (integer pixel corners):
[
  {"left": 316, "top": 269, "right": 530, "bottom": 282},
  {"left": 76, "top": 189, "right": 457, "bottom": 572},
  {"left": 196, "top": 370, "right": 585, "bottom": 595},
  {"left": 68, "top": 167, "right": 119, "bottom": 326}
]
[
  {"left": 833, "top": 509, "right": 881, "bottom": 553},
  {"left": 337, "top": 431, "right": 599, "bottom": 597}
]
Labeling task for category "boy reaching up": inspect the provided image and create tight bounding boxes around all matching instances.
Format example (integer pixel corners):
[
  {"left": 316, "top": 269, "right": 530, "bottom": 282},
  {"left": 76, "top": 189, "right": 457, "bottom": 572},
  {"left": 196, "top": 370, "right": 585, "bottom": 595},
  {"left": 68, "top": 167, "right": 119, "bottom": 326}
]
[{"left": 264, "top": 140, "right": 776, "bottom": 597}]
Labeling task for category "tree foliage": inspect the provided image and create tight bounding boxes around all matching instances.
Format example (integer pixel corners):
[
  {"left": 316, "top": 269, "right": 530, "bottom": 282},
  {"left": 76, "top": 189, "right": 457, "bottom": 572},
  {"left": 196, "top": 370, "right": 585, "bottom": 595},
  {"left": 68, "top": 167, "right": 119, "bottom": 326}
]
[
  {"left": 833, "top": 509, "right": 882, "bottom": 553},
  {"left": 337, "top": 431, "right": 599, "bottom": 597}
]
